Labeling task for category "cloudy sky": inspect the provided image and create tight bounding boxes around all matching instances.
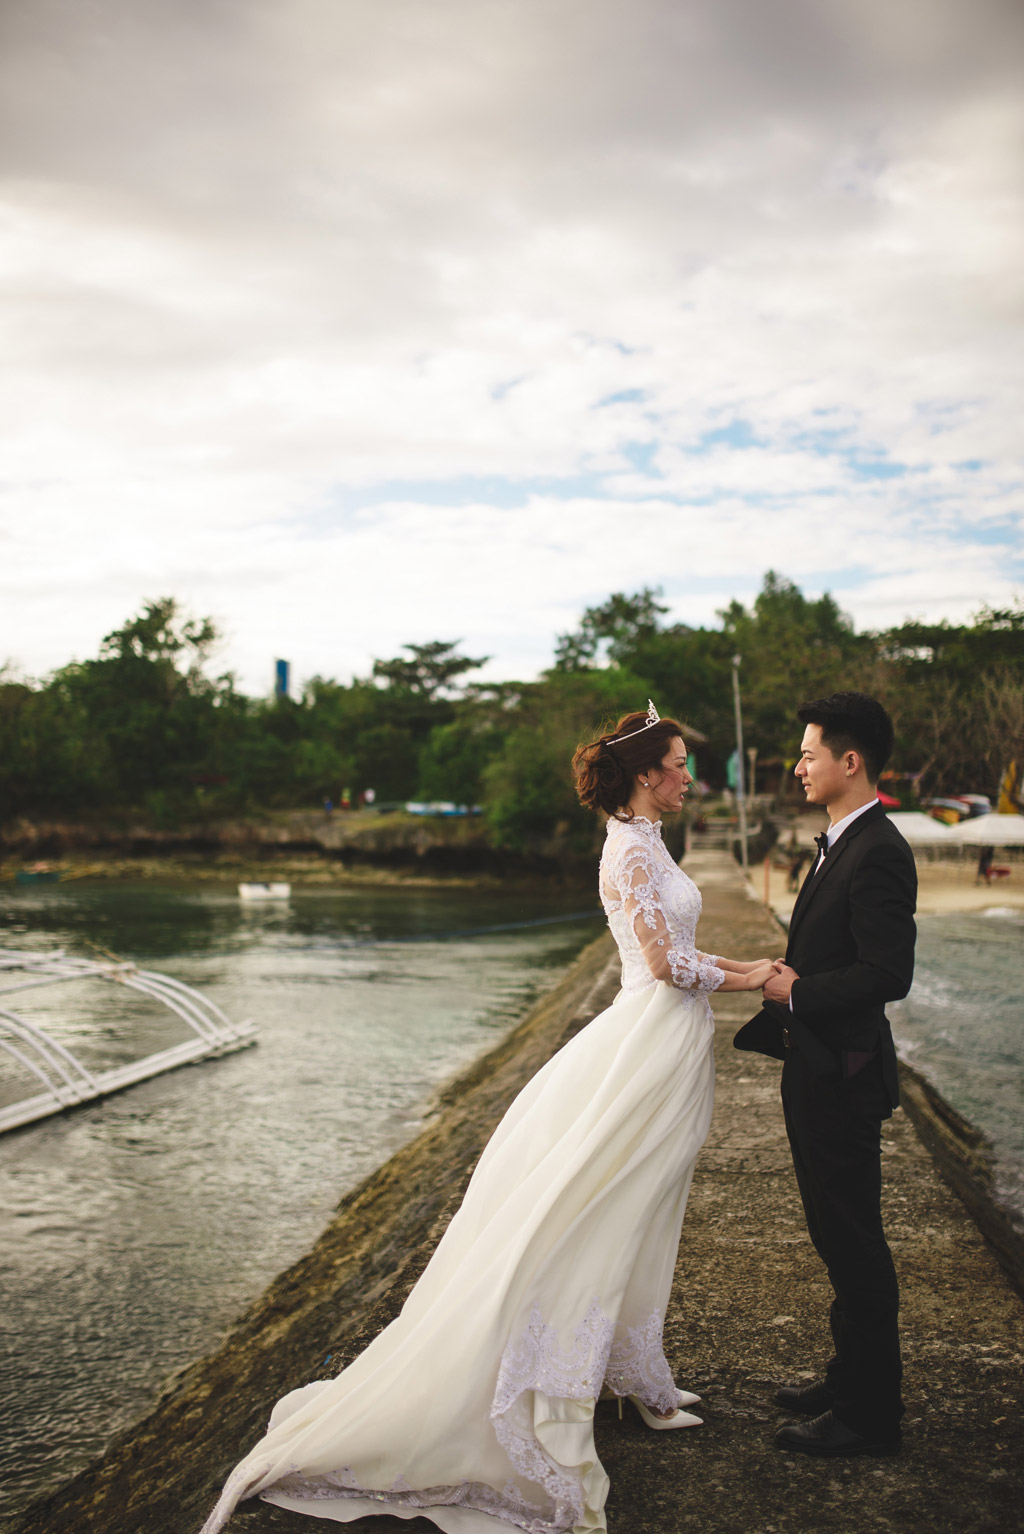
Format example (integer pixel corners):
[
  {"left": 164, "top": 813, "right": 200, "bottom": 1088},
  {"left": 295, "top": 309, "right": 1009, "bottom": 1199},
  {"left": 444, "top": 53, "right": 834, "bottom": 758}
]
[{"left": 2, "top": 0, "right": 1022, "bottom": 694}]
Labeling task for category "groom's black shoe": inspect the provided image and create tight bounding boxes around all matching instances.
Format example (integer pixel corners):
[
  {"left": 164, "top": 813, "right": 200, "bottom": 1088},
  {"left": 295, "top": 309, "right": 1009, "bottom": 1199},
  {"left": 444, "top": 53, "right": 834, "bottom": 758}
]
[
  {"left": 775, "top": 1411, "right": 901, "bottom": 1458},
  {"left": 773, "top": 1380, "right": 836, "bottom": 1416}
]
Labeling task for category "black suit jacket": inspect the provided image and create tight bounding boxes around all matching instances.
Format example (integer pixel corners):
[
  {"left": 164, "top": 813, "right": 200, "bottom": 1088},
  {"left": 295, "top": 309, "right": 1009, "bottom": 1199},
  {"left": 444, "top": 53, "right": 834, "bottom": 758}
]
[{"left": 734, "top": 801, "right": 916, "bottom": 1108}]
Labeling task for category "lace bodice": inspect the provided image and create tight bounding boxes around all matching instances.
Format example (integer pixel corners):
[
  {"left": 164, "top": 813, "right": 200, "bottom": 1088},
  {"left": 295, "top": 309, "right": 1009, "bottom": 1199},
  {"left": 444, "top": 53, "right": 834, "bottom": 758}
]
[{"left": 600, "top": 816, "right": 725, "bottom": 996}]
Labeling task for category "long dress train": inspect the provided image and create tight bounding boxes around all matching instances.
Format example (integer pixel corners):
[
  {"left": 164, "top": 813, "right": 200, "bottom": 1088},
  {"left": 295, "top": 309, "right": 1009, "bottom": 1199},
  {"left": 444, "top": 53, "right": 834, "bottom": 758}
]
[{"left": 200, "top": 814, "right": 725, "bottom": 1534}]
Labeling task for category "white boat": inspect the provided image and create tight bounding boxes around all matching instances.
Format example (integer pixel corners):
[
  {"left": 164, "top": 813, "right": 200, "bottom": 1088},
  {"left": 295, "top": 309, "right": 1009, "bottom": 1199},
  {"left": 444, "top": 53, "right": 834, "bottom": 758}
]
[{"left": 237, "top": 882, "right": 291, "bottom": 900}]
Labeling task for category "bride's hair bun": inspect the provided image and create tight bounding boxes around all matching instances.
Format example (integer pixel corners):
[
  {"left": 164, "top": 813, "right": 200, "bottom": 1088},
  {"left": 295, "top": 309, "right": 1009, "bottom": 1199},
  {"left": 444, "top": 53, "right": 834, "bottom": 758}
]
[{"left": 572, "top": 711, "right": 685, "bottom": 819}]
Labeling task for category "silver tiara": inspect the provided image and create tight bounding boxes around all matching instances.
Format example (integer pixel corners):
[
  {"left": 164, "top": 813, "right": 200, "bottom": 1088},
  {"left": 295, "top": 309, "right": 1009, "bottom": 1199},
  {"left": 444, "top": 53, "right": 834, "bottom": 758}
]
[{"left": 609, "top": 700, "right": 661, "bottom": 745}]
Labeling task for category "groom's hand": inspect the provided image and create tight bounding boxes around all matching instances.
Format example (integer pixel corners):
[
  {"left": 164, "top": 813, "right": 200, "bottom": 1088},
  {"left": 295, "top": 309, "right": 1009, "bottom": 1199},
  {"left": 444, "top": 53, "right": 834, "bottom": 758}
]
[{"left": 763, "top": 963, "right": 798, "bottom": 1004}]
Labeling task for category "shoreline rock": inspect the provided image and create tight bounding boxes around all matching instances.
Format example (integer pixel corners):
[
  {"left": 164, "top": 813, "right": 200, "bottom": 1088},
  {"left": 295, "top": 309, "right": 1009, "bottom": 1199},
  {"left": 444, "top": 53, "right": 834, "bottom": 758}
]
[
  {"left": 0, "top": 809, "right": 597, "bottom": 884},
  {"left": 898, "top": 1060, "right": 1024, "bottom": 1300}
]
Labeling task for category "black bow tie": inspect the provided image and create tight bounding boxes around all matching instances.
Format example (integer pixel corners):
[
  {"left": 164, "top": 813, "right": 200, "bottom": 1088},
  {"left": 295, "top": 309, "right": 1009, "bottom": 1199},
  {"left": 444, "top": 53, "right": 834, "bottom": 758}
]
[{"left": 815, "top": 832, "right": 830, "bottom": 860}]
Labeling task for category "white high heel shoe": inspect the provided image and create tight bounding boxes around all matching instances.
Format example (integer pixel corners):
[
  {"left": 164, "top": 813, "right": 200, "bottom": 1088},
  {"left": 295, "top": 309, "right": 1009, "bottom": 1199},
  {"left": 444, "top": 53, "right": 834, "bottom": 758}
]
[
  {"left": 621, "top": 1395, "right": 703, "bottom": 1430},
  {"left": 603, "top": 1385, "right": 700, "bottom": 1408}
]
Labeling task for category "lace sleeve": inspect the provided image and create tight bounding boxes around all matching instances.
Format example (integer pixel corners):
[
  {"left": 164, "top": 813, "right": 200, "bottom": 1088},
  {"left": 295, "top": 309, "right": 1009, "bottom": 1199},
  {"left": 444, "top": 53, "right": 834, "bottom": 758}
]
[{"left": 619, "top": 845, "right": 725, "bottom": 995}]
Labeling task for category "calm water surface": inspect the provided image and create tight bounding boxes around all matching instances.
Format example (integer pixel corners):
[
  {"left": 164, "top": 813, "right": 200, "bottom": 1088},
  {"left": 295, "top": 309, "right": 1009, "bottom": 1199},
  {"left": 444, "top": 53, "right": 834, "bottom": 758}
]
[
  {"left": 0, "top": 881, "right": 603, "bottom": 1517},
  {"left": 890, "top": 907, "right": 1024, "bottom": 1230}
]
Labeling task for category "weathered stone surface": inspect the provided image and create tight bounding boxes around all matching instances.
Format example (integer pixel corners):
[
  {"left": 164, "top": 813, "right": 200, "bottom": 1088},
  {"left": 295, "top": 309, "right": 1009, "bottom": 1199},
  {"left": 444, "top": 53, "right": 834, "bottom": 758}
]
[
  {"left": 0, "top": 809, "right": 600, "bottom": 881},
  {"left": 6, "top": 851, "right": 1023, "bottom": 1534}
]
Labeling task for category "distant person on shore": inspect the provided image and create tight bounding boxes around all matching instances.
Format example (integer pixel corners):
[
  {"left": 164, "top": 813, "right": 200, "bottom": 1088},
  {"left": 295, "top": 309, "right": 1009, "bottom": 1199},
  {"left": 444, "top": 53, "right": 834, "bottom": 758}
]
[
  {"left": 199, "top": 704, "right": 777, "bottom": 1534},
  {"left": 785, "top": 830, "right": 808, "bottom": 891},
  {"left": 976, "top": 845, "right": 994, "bottom": 884},
  {"left": 736, "top": 691, "right": 916, "bottom": 1458}
]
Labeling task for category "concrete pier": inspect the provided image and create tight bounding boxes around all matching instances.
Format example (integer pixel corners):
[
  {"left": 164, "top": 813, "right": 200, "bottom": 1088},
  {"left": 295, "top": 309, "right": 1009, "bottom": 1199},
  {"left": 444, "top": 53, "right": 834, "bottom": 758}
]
[{"left": 5, "top": 851, "right": 1022, "bottom": 1534}]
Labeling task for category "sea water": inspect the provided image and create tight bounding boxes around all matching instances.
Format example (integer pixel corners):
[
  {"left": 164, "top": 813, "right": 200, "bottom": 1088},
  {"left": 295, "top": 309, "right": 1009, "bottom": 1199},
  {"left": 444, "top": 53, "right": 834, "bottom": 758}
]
[
  {"left": 889, "top": 907, "right": 1024, "bottom": 1234},
  {"left": 0, "top": 880, "right": 603, "bottom": 1517}
]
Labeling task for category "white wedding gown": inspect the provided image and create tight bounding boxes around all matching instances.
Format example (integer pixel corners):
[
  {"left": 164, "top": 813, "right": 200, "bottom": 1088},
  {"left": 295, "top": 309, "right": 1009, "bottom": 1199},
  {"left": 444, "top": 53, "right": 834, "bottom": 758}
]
[{"left": 200, "top": 815, "right": 724, "bottom": 1534}]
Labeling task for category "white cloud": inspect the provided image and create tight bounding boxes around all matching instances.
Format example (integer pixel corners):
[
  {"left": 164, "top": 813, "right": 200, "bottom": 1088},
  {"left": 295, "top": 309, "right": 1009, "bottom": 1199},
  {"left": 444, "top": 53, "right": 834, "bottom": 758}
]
[{"left": 0, "top": 0, "right": 1022, "bottom": 691}]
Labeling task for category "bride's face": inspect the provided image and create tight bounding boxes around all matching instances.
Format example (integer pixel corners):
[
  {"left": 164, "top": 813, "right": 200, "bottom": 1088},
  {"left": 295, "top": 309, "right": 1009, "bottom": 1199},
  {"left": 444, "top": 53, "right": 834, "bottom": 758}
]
[{"left": 642, "top": 736, "right": 692, "bottom": 813}]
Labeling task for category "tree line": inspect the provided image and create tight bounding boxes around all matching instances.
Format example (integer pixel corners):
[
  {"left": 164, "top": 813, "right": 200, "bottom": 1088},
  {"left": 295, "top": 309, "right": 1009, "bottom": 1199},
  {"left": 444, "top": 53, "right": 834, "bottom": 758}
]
[{"left": 1, "top": 576, "right": 1021, "bottom": 850}]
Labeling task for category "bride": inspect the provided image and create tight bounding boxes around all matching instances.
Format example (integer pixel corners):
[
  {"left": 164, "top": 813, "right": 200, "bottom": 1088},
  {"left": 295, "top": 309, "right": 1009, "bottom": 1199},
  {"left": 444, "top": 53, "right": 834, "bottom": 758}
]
[{"left": 200, "top": 705, "right": 775, "bottom": 1534}]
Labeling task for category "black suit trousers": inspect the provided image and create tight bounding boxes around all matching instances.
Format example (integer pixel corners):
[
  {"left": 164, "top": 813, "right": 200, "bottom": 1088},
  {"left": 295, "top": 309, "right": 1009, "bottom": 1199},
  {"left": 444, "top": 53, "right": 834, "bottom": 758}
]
[{"left": 780, "top": 1046, "right": 904, "bottom": 1434}]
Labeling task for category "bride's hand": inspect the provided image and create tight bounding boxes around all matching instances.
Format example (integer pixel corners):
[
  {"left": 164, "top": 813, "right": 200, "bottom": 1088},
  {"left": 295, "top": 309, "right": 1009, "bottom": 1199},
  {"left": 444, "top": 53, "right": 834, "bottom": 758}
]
[
  {"left": 730, "top": 957, "right": 777, "bottom": 974},
  {"left": 746, "top": 960, "right": 778, "bottom": 990}
]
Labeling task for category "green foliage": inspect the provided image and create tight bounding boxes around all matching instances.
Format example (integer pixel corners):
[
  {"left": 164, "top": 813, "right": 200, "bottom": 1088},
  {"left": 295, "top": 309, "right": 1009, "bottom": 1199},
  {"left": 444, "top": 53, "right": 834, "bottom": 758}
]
[
  {"left": 716, "top": 571, "right": 874, "bottom": 760},
  {"left": 481, "top": 668, "right": 649, "bottom": 851},
  {"left": 550, "top": 570, "right": 873, "bottom": 772},
  {"left": 552, "top": 587, "right": 668, "bottom": 671},
  {"left": 0, "top": 677, "right": 109, "bottom": 817},
  {"left": 371, "top": 640, "right": 489, "bottom": 700},
  {"left": 879, "top": 601, "right": 1024, "bottom": 679},
  {"left": 417, "top": 718, "right": 504, "bottom": 805},
  {"left": 623, "top": 625, "right": 733, "bottom": 751},
  {"left": 872, "top": 599, "right": 1024, "bottom": 797},
  {"left": 541, "top": 576, "right": 1024, "bottom": 803},
  {"left": 3, "top": 585, "right": 1021, "bottom": 830},
  {"left": 0, "top": 599, "right": 245, "bottom": 821}
]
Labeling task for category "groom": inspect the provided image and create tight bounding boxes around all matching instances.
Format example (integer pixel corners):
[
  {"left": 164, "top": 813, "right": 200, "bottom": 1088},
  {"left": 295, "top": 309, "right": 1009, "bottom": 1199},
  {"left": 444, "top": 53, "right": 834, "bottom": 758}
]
[{"left": 735, "top": 692, "right": 916, "bottom": 1456}]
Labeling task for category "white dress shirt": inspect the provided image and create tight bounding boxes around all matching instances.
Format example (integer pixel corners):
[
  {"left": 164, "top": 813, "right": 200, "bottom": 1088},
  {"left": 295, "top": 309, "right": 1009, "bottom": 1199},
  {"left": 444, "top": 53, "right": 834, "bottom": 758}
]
[{"left": 812, "top": 796, "right": 878, "bottom": 874}]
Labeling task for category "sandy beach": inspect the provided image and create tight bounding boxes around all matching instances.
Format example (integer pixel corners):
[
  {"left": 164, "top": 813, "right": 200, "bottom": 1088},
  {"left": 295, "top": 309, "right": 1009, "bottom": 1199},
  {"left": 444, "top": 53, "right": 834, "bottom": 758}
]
[
  {"left": 758, "top": 850, "right": 1024, "bottom": 924},
  {"left": 911, "top": 857, "right": 1024, "bottom": 914}
]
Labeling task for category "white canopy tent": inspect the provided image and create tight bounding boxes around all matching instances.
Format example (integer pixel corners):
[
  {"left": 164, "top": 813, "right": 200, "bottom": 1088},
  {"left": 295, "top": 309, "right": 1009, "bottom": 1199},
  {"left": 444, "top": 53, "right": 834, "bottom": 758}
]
[
  {"left": 884, "top": 812, "right": 957, "bottom": 845},
  {"left": 944, "top": 814, "right": 1024, "bottom": 847}
]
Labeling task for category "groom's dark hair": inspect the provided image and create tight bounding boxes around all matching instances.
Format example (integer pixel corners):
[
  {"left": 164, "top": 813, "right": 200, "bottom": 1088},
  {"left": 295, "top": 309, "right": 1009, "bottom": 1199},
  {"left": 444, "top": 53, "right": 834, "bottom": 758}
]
[{"left": 797, "top": 691, "right": 894, "bottom": 785}]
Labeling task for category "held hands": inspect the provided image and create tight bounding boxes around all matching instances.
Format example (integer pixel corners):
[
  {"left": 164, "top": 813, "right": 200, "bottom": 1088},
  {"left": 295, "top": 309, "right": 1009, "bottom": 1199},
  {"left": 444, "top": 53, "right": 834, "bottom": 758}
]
[
  {"left": 762, "top": 960, "right": 798, "bottom": 1005},
  {"left": 744, "top": 959, "right": 779, "bottom": 991},
  {"left": 721, "top": 956, "right": 799, "bottom": 998},
  {"left": 713, "top": 957, "right": 781, "bottom": 993}
]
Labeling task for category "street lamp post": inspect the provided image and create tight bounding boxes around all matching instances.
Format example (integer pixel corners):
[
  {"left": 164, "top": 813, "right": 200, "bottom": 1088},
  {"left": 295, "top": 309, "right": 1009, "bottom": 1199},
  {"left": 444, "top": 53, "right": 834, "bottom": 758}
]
[{"left": 731, "top": 654, "right": 749, "bottom": 873}]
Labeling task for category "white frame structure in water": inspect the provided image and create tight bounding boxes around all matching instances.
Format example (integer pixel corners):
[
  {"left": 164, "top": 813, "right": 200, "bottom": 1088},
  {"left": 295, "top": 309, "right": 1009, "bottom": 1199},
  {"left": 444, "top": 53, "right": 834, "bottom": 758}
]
[{"left": 0, "top": 948, "right": 257, "bottom": 1134}]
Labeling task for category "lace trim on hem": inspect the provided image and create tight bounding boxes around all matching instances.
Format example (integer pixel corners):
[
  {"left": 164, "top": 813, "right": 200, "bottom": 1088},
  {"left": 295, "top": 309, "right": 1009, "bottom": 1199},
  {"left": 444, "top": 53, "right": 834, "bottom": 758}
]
[
  {"left": 492, "top": 1298, "right": 614, "bottom": 1414},
  {"left": 493, "top": 1299, "right": 678, "bottom": 1413},
  {"left": 489, "top": 1299, "right": 679, "bottom": 1530},
  {"left": 200, "top": 1301, "right": 679, "bottom": 1534},
  {"left": 264, "top": 1467, "right": 562, "bottom": 1534},
  {"left": 604, "top": 1312, "right": 679, "bottom": 1409},
  {"left": 489, "top": 1298, "right": 613, "bottom": 1530}
]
